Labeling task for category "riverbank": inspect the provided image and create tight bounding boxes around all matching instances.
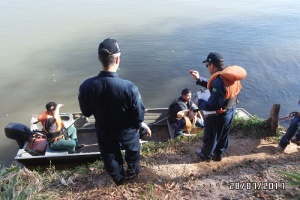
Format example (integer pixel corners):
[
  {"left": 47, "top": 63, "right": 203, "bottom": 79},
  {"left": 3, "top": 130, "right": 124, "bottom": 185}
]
[{"left": 1, "top": 116, "right": 300, "bottom": 199}]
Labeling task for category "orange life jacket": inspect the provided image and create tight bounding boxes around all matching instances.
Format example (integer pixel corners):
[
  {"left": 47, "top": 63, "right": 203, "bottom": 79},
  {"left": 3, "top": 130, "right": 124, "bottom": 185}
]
[
  {"left": 207, "top": 65, "right": 247, "bottom": 114},
  {"left": 37, "top": 110, "right": 63, "bottom": 133}
]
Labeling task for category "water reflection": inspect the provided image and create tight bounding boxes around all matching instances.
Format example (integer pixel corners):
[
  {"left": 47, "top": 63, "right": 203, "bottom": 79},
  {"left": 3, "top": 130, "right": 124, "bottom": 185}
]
[{"left": 1, "top": 0, "right": 300, "bottom": 166}]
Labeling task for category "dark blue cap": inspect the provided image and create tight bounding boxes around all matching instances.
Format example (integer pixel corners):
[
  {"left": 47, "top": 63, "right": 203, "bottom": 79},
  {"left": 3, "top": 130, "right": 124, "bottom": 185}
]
[
  {"left": 202, "top": 52, "right": 224, "bottom": 65},
  {"left": 98, "top": 38, "right": 121, "bottom": 54}
]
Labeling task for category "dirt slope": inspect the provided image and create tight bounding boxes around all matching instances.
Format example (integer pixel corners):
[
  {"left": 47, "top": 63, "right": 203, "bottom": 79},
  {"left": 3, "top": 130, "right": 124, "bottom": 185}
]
[{"left": 56, "top": 135, "right": 300, "bottom": 200}]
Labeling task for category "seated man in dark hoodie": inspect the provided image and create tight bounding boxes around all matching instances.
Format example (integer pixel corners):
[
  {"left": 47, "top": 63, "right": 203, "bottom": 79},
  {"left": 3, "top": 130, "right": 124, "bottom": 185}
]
[{"left": 168, "top": 88, "right": 204, "bottom": 137}]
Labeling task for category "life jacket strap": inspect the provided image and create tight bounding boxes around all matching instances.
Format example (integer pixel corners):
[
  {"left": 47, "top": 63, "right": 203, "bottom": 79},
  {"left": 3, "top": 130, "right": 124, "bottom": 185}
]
[
  {"left": 223, "top": 95, "right": 238, "bottom": 110},
  {"left": 46, "top": 131, "right": 61, "bottom": 140}
]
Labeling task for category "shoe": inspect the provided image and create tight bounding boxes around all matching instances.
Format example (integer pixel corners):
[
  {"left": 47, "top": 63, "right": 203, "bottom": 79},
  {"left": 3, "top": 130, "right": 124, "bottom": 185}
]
[
  {"left": 212, "top": 154, "right": 223, "bottom": 162},
  {"left": 126, "top": 165, "right": 139, "bottom": 179},
  {"left": 175, "top": 132, "right": 184, "bottom": 138},
  {"left": 195, "top": 150, "right": 211, "bottom": 162},
  {"left": 75, "top": 144, "right": 85, "bottom": 151},
  {"left": 113, "top": 177, "right": 125, "bottom": 186},
  {"left": 126, "top": 169, "right": 138, "bottom": 179},
  {"left": 274, "top": 144, "right": 285, "bottom": 154},
  {"left": 120, "top": 144, "right": 125, "bottom": 150},
  {"left": 291, "top": 138, "right": 300, "bottom": 146}
]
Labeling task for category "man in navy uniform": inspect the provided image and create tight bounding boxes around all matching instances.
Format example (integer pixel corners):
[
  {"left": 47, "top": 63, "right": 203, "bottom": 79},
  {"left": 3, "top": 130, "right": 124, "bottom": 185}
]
[
  {"left": 278, "top": 99, "right": 300, "bottom": 151},
  {"left": 78, "top": 38, "right": 145, "bottom": 185},
  {"left": 168, "top": 88, "right": 204, "bottom": 137},
  {"left": 189, "top": 52, "right": 246, "bottom": 162}
]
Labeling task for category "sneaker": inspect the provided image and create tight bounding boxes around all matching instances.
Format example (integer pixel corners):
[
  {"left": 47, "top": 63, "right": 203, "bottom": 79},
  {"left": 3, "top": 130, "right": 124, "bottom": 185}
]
[
  {"left": 212, "top": 154, "right": 223, "bottom": 162},
  {"left": 75, "top": 144, "right": 85, "bottom": 151},
  {"left": 291, "top": 138, "right": 300, "bottom": 146},
  {"left": 195, "top": 150, "right": 211, "bottom": 162}
]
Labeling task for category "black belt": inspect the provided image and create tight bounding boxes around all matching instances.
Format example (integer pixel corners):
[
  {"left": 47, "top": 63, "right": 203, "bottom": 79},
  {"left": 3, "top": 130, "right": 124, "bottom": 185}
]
[
  {"left": 206, "top": 106, "right": 236, "bottom": 117},
  {"left": 205, "top": 113, "right": 218, "bottom": 117}
]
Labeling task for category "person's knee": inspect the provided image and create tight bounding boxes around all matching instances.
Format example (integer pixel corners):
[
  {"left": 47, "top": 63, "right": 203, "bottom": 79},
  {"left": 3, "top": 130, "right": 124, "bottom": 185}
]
[
  {"left": 177, "top": 119, "right": 185, "bottom": 128},
  {"left": 68, "top": 127, "right": 77, "bottom": 136},
  {"left": 67, "top": 140, "right": 76, "bottom": 153}
]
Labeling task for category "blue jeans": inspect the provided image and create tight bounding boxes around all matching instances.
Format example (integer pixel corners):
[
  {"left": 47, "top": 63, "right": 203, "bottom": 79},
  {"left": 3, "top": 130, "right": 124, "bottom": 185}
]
[
  {"left": 200, "top": 107, "right": 235, "bottom": 159},
  {"left": 98, "top": 132, "right": 140, "bottom": 183},
  {"left": 279, "top": 116, "right": 300, "bottom": 148},
  {"left": 50, "top": 126, "right": 78, "bottom": 153},
  {"left": 175, "top": 117, "right": 204, "bottom": 136}
]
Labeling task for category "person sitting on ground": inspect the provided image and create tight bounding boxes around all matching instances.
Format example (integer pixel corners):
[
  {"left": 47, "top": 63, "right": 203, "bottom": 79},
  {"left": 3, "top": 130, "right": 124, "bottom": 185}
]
[
  {"left": 278, "top": 99, "right": 300, "bottom": 151},
  {"left": 121, "top": 122, "right": 151, "bottom": 149},
  {"left": 37, "top": 102, "right": 84, "bottom": 153},
  {"left": 168, "top": 88, "right": 204, "bottom": 137},
  {"left": 177, "top": 109, "right": 204, "bottom": 134}
]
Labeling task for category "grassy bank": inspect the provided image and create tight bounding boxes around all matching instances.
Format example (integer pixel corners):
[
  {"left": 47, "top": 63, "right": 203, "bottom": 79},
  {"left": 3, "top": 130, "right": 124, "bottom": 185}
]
[{"left": 1, "top": 116, "right": 300, "bottom": 199}]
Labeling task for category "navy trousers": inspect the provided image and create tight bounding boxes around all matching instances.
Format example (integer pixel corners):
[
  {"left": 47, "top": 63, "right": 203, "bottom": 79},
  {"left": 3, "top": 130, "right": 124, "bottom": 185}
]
[
  {"left": 200, "top": 107, "right": 236, "bottom": 159},
  {"left": 279, "top": 116, "right": 300, "bottom": 148},
  {"left": 98, "top": 132, "right": 140, "bottom": 182}
]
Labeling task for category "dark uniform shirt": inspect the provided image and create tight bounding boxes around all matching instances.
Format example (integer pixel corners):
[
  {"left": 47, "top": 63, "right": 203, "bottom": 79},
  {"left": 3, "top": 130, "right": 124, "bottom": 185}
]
[
  {"left": 78, "top": 71, "right": 145, "bottom": 141},
  {"left": 196, "top": 76, "right": 227, "bottom": 111},
  {"left": 168, "top": 96, "right": 198, "bottom": 124}
]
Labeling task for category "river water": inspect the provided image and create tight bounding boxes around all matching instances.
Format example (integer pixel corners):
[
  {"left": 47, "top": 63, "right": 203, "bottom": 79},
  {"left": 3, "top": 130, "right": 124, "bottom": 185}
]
[{"left": 1, "top": 0, "right": 300, "bottom": 166}]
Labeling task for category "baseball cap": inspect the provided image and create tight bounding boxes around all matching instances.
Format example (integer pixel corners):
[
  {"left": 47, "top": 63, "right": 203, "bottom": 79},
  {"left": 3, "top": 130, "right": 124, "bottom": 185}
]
[
  {"left": 189, "top": 104, "right": 199, "bottom": 112},
  {"left": 98, "top": 38, "right": 121, "bottom": 54},
  {"left": 202, "top": 52, "right": 224, "bottom": 64}
]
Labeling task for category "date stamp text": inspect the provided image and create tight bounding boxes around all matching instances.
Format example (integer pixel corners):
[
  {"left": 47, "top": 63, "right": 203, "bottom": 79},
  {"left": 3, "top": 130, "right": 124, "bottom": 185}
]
[{"left": 229, "top": 182, "right": 285, "bottom": 190}]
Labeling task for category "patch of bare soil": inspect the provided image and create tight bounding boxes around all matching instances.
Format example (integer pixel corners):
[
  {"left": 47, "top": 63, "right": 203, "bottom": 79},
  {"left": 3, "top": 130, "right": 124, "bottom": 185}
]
[{"left": 59, "top": 135, "right": 300, "bottom": 200}]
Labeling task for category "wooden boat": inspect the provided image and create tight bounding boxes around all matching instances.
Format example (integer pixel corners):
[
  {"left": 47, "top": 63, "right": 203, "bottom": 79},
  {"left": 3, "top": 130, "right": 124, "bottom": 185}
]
[
  {"left": 5, "top": 113, "right": 100, "bottom": 167},
  {"left": 5, "top": 108, "right": 251, "bottom": 167}
]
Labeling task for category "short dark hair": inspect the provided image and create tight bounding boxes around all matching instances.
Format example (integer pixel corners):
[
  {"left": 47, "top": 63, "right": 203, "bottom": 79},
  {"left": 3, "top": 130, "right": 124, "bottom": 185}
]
[
  {"left": 181, "top": 88, "right": 191, "bottom": 96},
  {"left": 98, "top": 38, "right": 120, "bottom": 68},
  {"left": 46, "top": 102, "right": 57, "bottom": 111},
  {"left": 98, "top": 49, "right": 116, "bottom": 68},
  {"left": 210, "top": 61, "right": 225, "bottom": 69}
]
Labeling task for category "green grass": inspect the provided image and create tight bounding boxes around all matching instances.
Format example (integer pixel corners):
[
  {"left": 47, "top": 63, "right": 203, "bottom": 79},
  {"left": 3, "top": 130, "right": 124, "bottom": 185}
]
[
  {"left": 275, "top": 169, "right": 300, "bottom": 186},
  {"left": 231, "top": 114, "right": 284, "bottom": 139},
  {"left": 140, "top": 130, "right": 204, "bottom": 156},
  {"left": 1, "top": 116, "right": 289, "bottom": 199},
  {"left": 141, "top": 114, "right": 286, "bottom": 157},
  {"left": 0, "top": 165, "right": 41, "bottom": 200}
]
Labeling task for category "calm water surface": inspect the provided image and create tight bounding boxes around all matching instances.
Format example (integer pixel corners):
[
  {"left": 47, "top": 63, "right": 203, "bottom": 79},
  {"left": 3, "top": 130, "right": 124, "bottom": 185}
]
[{"left": 1, "top": 0, "right": 300, "bottom": 166}]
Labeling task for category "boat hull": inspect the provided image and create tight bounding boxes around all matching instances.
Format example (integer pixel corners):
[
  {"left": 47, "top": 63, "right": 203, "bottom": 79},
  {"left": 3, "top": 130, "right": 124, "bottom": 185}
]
[
  {"left": 8, "top": 108, "right": 251, "bottom": 167},
  {"left": 15, "top": 150, "right": 101, "bottom": 167}
]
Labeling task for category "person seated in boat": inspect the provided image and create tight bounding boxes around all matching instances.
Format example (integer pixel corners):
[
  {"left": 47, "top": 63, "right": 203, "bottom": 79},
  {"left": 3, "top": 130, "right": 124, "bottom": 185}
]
[
  {"left": 176, "top": 109, "right": 204, "bottom": 133},
  {"left": 37, "top": 102, "right": 84, "bottom": 153},
  {"left": 139, "top": 122, "right": 152, "bottom": 142},
  {"left": 120, "top": 122, "right": 151, "bottom": 149},
  {"left": 168, "top": 88, "right": 204, "bottom": 137},
  {"left": 278, "top": 99, "right": 300, "bottom": 151}
]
